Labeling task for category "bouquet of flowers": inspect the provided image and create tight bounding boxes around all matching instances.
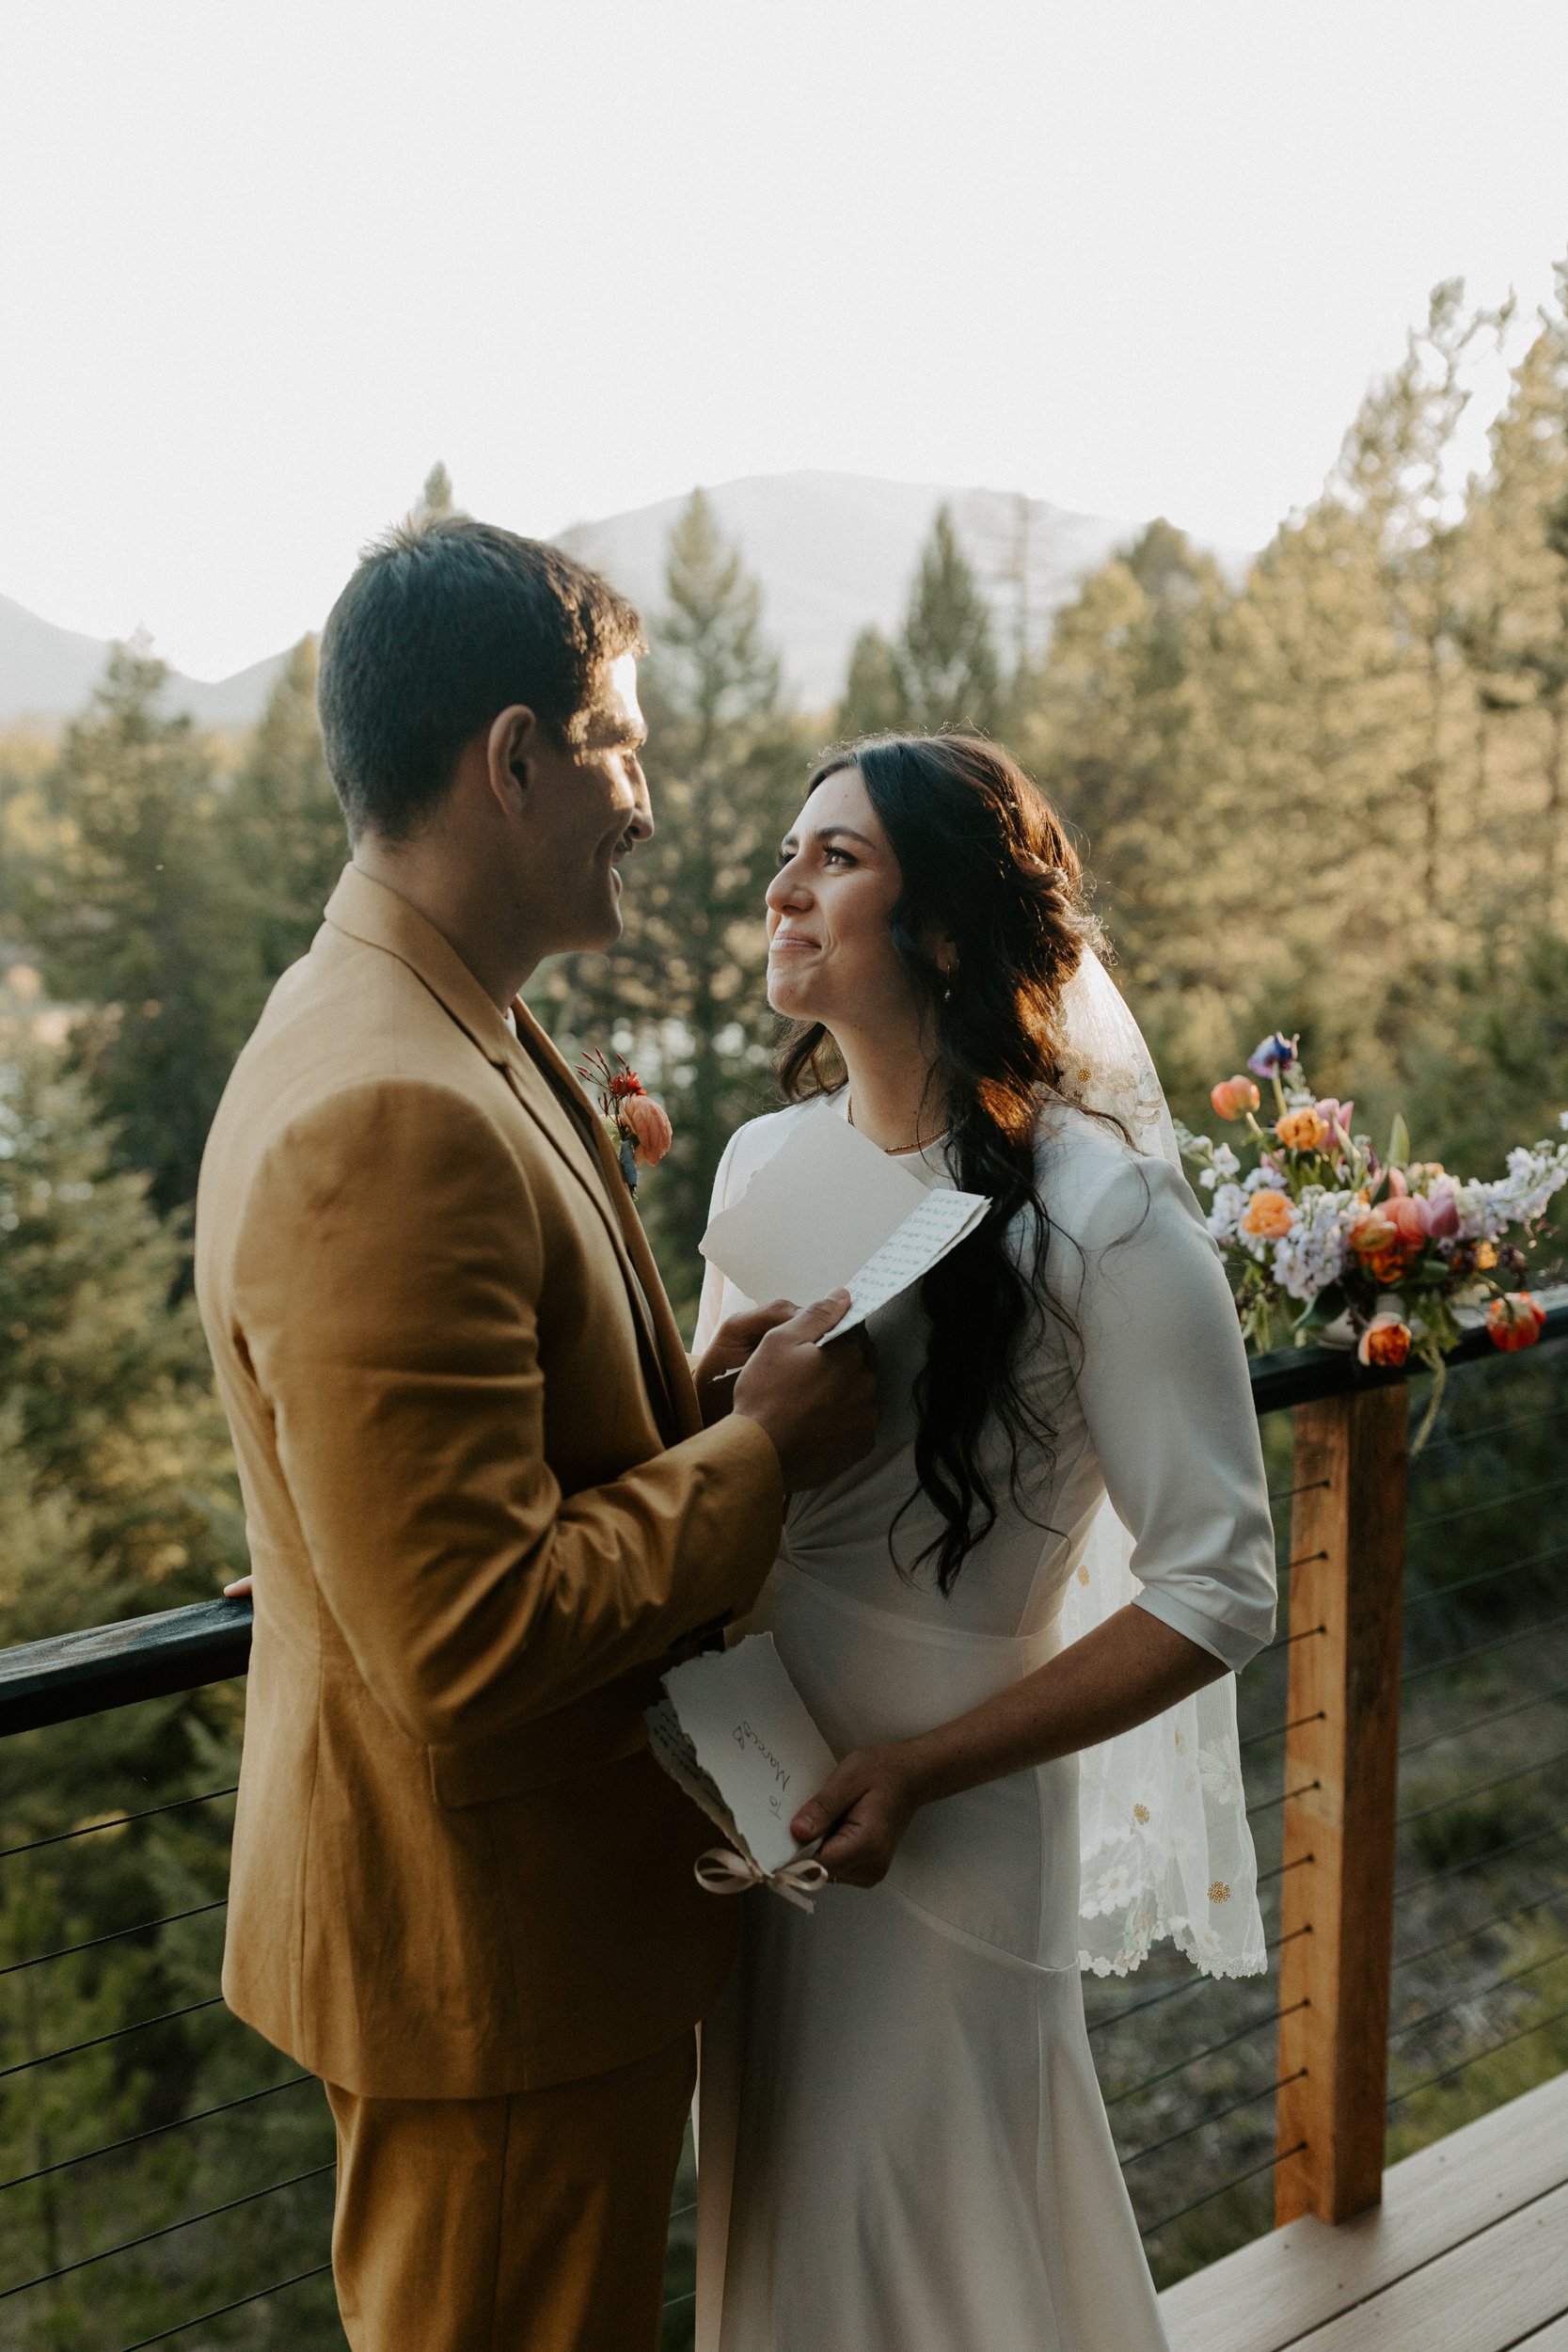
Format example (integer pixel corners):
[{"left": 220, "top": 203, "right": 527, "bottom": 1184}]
[{"left": 1176, "top": 1031, "right": 1568, "bottom": 1447}]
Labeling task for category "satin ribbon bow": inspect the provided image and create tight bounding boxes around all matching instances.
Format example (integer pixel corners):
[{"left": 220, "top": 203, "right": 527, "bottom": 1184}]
[{"left": 694, "top": 1847, "right": 831, "bottom": 1914}]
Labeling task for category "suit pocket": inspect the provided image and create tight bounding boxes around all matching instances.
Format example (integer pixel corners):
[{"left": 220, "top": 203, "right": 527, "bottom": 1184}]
[{"left": 427, "top": 1678, "right": 652, "bottom": 1809}]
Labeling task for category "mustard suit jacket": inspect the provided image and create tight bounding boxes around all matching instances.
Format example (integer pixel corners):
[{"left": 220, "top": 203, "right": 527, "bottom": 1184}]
[{"left": 195, "top": 866, "right": 784, "bottom": 2100}]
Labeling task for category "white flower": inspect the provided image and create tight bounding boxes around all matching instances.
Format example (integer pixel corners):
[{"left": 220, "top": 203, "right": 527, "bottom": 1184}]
[
  {"left": 1270, "top": 1184, "right": 1358, "bottom": 1303},
  {"left": 1198, "top": 1744, "right": 1244, "bottom": 1805},
  {"left": 1207, "top": 1182, "right": 1247, "bottom": 1244},
  {"left": 1094, "top": 1865, "right": 1133, "bottom": 1909}
]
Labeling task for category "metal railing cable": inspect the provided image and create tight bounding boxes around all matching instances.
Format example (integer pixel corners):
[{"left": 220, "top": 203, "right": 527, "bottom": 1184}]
[
  {"left": 1396, "top": 1743, "right": 1568, "bottom": 1830},
  {"left": 1104, "top": 2000, "right": 1307, "bottom": 2107},
  {"left": 1239, "top": 1709, "right": 1324, "bottom": 1754},
  {"left": 0, "top": 2161, "right": 336, "bottom": 2303},
  {"left": 1385, "top": 1945, "right": 1568, "bottom": 2046},
  {"left": 1399, "top": 1677, "right": 1568, "bottom": 1757},
  {"left": 1404, "top": 1470, "right": 1568, "bottom": 1535},
  {"left": 1087, "top": 1926, "right": 1303, "bottom": 2039},
  {"left": 1401, "top": 1608, "right": 1568, "bottom": 1688},
  {"left": 1391, "top": 1884, "right": 1568, "bottom": 1979},
  {"left": 0, "top": 1897, "right": 228, "bottom": 1979},
  {"left": 0, "top": 1994, "right": 224, "bottom": 2081},
  {"left": 1138, "top": 2141, "right": 1308, "bottom": 2238},
  {"left": 1414, "top": 1400, "right": 1568, "bottom": 1455},
  {"left": 1402, "top": 1539, "right": 1568, "bottom": 1610},
  {"left": 1386, "top": 2000, "right": 1568, "bottom": 2112},
  {"left": 1119, "top": 2068, "right": 1307, "bottom": 2167},
  {"left": 116, "top": 2263, "right": 334, "bottom": 2351},
  {"left": 0, "top": 2073, "right": 314, "bottom": 2194},
  {"left": 0, "top": 1788, "right": 237, "bottom": 1863},
  {"left": 1394, "top": 1820, "right": 1568, "bottom": 1902},
  {"left": 0, "top": 1785, "right": 237, "bottom": 1862}
]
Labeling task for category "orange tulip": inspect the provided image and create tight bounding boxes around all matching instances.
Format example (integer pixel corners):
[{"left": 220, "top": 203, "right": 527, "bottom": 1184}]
[
  {"left": 1487, "top": 1293, "right": 1546, "bottom": 1352},
  {"left": 1357, "top": 1314, "right": 1412, "bottom": 1369},
  {"left": 1275, "top": 1107, "right": 1330, "bottom": 1152},
  {"left": 1211, "top": 1076, "right": 1261, "bottom": 1121}
]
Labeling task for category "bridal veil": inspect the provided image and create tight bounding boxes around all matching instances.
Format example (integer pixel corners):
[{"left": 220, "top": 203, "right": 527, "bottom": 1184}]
[{"left": 1053, "top": 947, "right": 1267, "bottom": 1979}]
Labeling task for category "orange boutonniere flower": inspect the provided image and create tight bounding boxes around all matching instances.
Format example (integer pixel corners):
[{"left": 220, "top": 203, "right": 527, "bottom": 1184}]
[{"left": 578, "top": 1049, "right": 674, "bottom": 1194}]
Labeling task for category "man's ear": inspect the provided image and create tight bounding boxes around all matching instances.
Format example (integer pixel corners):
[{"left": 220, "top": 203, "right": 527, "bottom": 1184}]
[{"left": 486, "top": 705, "right": 539, "bottom": 813}]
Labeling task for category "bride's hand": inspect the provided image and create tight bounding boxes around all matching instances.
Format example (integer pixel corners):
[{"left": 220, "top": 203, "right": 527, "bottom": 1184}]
[
  {"left": 790, "top": 1744, "right": 928, "bottom": 1888},
  {"left": 691, "top": 1301, "right": 797, "bottom": 1425}
]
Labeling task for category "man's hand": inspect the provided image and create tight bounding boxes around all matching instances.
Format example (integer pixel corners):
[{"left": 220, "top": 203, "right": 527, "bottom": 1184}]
[
  {"left": 789, "top": 1742, "right": 927, "bottom": 1886},
  {"left": 692, "top": 1300, "right": 797, "bottom": 1425},
  {"left": 223, "top": 1576, "right": 253, "bottom": 1598},
  {"left": 731, "top": 1290, "right": 879, "bottom": 1491}
]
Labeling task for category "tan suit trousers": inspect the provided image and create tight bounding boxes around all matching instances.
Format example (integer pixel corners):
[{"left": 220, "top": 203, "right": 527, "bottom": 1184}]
[{"left": 325, "top": 2031, "right": 696, "bottom": 2352}]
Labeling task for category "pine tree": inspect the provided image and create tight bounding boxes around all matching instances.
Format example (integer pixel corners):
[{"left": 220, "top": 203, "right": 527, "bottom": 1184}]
[
  {"left": 837, "top": 624, "right": 906, "bottom": 738},
  {"left": 221, "top": 636, "right": 347, "bottom": 985},
  {"left": 21, "top": 647, "right": 261, "bottom": 1217},
  {"left": 534, "top": 490, "right": 804, "bottom": 1320},
  {"left": 892, "top": 505, "right": 1001, "bottom": 734}
]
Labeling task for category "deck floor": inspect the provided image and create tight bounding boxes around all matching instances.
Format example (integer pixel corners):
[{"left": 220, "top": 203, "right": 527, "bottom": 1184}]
[{"left": 1157, "top": 2071, "right": 1568, "bottom": 2352}]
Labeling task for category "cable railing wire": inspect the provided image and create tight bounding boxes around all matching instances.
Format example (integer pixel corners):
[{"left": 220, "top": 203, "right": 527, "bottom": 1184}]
[
  {"left": 115, "top": 2262, "right": 334, "bottom": 2352},
  {"left": 0, "top": 1897, "right": 228, "bottom": 1979},
  {"left": 0, "top": 2161, "right": 336, "bottom": 2303},
  {"left": 1395, "top": 1819, "right": 1567, "bottom": 1903},
  {"left": 1138, "top": 2141, "right": 1308, "bottom": 2238},
  {"left": 0, "top": 1785, "right": 237, "bottom": 1864},
  {"left": 1397, "top": 1743, "right": 1568, "bottom": 1830},
  {"left": 1405, "top": 1470, "right": 1568, "bottom": 1536},
  {"left": 1119, "top": 2069, "right": 1307, "bottom": 2168},
  {"left": 0, "top": 1994, "right": 224, "bottom": 2082},
  {"left": 1386, "top": 2000, "right": 1568, "bottom": 2112},
  {"left": 1105, "top": 2000, "right": 1307, "bottom": 2107},
  {"left": 1400, "top": 1677, "right": 1568, "bottom": 1758},
  {"left": 1401, "top": 1606, "right": 1568, "bottom": 1688},
  {"left": 1403, "top": 1539, "right": 1568, "bottom": 1612},
  {"left": 1391, "top": 1884, "right": 1568, "bottom": 1979},
  {"left": 0, "top": 2073, "right": 313, "bottom": 2195},
  {"left": 1385, "top": 1944, "right": 1568, "bottom": 2047},
  {"left": 1413, "top": 1400, "right": 1568, "bottom": 1456}
]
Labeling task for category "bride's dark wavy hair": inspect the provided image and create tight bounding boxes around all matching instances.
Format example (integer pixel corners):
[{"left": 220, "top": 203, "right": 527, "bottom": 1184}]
[{"left": 778, "top": 733, "right": 1123, "bottom": 1592}]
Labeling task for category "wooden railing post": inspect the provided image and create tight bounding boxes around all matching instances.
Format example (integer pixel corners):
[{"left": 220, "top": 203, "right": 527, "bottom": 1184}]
[{"left": 1275, "top": 1379, "right": 1409, "bottom": 2225}]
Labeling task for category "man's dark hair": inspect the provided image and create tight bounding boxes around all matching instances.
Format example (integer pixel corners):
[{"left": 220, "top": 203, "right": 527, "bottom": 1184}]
[{"left": 316, "top": 515, "right": 646, "bottom": 842}]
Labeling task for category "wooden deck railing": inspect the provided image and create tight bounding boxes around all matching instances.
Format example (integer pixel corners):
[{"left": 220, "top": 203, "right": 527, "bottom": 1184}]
[{"left": 1, "top": 1285, "right": 1565, "bottom": 2280}]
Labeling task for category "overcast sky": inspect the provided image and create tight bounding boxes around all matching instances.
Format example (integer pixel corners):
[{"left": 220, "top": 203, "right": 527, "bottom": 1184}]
[{"left": 2, "top": 0, "right": 1566, "bottom": 679}]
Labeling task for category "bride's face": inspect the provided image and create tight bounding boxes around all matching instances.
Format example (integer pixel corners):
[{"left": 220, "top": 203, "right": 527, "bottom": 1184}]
[{"left": 765, "top": 767, "right": 919, "bottom": 1033}]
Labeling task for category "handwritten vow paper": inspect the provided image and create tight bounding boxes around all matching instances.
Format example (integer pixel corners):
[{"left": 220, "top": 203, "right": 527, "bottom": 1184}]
[
  {"left": 646, "top": 1634, "right": 837, "bottom": 1892},
  {"left": 700, "top": 1107, "right": 990, "bottom": 1341}
]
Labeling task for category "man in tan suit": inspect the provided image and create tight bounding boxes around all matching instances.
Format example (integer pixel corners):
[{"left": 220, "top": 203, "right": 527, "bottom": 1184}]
[{"left": 196, "top": 518, "right": 876, "bottom": 2349}]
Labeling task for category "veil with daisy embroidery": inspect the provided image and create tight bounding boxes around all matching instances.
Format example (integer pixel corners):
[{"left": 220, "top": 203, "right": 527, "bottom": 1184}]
[{"left": 1053, "top": 947, "right": 1266, "bottom": 1979}]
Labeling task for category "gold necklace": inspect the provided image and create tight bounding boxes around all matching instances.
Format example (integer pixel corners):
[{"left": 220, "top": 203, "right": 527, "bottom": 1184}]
[{"left": 847, "top": 1098, "right": 947, "bottom": 1157}]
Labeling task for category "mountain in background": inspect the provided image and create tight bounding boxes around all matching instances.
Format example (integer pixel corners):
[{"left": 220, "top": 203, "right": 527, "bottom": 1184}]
[{"left": 0, "top": 472, "right": 1255, "bottom": 727}]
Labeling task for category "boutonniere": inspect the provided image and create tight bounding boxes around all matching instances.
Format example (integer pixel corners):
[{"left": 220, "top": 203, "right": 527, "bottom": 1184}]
[{"left": 577, "top": 1048, "right": 673, "bottom": 1194}]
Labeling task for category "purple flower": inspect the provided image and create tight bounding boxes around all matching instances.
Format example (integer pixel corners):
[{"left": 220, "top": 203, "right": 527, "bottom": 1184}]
[{"left": 1248, "top": 1032, "right": 1300, "bottom": 1079}]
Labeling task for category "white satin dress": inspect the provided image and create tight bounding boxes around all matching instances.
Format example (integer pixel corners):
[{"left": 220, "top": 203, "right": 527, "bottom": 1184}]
[{"left": 691, "top": 1093, "right": 1276, "bottom": 2352}]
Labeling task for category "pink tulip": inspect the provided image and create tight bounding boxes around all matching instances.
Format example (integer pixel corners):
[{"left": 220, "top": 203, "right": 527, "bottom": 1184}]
[
  {"left": 1425, "top": 1184, "right": 1460, "bottom": 1241},
  {"left": 1388, "top": 1196, "right": 1431, "bottom": 1246},
  {"left": 621, "top": 1092, "right": 673, "bottom": 1167}
]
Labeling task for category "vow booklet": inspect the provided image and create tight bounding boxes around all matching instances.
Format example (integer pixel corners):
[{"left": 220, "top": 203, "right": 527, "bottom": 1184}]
[
  {"left": 646, "top": 1633, "right": 837, "bottom": 1883},
  {"left": 700, "top": 1107, "right": 989, "bottom": 1340}
]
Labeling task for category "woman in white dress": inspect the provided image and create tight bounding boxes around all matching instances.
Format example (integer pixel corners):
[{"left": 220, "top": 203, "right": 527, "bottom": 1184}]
[{"left": 691, "top": 735, "right": 1277, "bottom": 2352}]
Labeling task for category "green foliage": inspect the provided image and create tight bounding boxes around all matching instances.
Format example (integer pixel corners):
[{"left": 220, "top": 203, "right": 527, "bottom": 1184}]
[
  {"left": 19, "top": 649, "right": 261, "bottom": 1219},
  {"left": 220, "top": 638, "right": 346, "bottom": 987},
  {"left": 534, "top": 489, "right": 806, "bottom": 1321},
  {"left": 835, "top": 506, "right": 1002, "bottom": 740}
]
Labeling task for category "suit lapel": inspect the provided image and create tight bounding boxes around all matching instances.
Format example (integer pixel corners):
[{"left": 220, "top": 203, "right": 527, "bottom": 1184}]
[
  {"left": 512, "top": 1009, "right": 703, "bottom": 1443},
  {"left": 323, "top": 866, "right": 696, "bottom": 1443}
]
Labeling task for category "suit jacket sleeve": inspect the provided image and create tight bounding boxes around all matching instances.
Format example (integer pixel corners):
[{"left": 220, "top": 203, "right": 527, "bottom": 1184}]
[{"left": 230, "top": 1078, "right": 784, "bottom": 1748}]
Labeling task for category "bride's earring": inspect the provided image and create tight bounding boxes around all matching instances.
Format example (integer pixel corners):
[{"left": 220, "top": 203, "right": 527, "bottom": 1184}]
[{"left": 939, "top": 957, "right": 958, "bottom": 1003}]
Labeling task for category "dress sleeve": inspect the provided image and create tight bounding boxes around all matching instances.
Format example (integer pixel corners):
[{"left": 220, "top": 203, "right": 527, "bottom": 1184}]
[
  {"left": 693, "top": 1126, "right": 744, "bottom": 1357},
  {"left": 1067, "top": 1152, "right": 1277, "bottom": 1673}
]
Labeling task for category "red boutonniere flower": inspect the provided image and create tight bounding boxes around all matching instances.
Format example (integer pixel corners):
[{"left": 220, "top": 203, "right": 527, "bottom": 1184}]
[{"left": 577, "top": 1049, "right": 673, "bottom": 1194}]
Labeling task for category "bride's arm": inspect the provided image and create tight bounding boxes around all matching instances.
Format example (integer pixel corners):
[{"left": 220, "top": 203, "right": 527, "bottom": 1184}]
[{"left": 793, "top": 1152, "right": 1278, "bottom": 1884}]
